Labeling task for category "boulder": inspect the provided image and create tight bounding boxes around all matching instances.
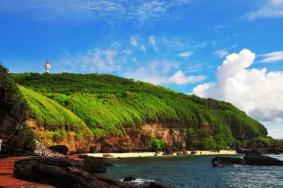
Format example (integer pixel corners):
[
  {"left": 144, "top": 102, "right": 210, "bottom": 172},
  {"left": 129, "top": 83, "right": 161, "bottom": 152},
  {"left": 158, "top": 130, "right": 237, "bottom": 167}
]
[
  {"left": 14, "top": 157, "right": 135, "bottom": 188},
  {"left": 79, "top": 155, "right": 113, "bottom": 173},
  {"left": 123, "top": 176, "right": 136, "bottom": 182},
  {"left": 146, "top": 182, "right": 175, "bottom": 188},
  {"left": 34, "top": 141, "right": 65, "bottom": 157},
  {"left": 235, "top": 147, "right": 246, "bottom": 154},
  {"left": 48, "top": 145, "right": 69, "bottom": 156},
  {"left": 212, "top": 153, "right": 283, "bottom": 167},
  {"left": 212, "top": 157, "right": 246, "bottom": 167},
  {"left": 244, "top": 153, "right": 283, "bottom": 166}
]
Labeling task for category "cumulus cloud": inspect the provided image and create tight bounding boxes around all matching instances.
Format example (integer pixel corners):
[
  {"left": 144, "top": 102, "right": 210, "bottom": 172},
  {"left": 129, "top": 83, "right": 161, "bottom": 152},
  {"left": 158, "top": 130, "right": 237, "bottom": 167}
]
[
  {"left": 169, "top": 70, "right": 205, "bottom": 85},
  {"left": 192, "top": 49, "right": 283, "bottom": 124},
  {"left": 192, "top": 83, "right": 215, "bottom": 97},
  {"left": 214, "top": 49, "right": 229, "bottom": 58},
  {"left": 178, "top": 51, "right": 193, "bottom": 59},
  {"left": 246, "top": 0, "right": 283, "bottom": 20},
  {"left": 260, "top": 51, "right": 283, "bottom": 63}
]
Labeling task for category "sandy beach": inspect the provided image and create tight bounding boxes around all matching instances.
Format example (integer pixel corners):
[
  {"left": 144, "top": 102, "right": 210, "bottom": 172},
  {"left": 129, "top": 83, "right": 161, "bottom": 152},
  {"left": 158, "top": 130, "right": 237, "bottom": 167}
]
[{"left": 86, "top": 150, "right": 237, "bottom": 158}]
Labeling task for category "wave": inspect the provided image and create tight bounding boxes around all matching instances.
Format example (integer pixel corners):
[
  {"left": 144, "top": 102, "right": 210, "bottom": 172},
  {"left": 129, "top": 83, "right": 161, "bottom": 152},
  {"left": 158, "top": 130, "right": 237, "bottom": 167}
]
[{"left": 120, "top": 178, "right": 155, "bottom": 185}]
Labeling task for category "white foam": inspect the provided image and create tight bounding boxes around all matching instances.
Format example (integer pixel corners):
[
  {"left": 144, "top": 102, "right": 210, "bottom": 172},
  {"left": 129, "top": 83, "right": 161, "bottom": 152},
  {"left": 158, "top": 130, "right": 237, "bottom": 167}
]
[{"left": 120, "top": 178, "right": 155, "bottom": 185}]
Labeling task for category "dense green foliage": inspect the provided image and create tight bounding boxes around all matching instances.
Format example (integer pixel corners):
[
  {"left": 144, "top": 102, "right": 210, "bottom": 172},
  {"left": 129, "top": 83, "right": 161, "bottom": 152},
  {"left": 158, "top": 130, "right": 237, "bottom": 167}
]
[
  {"left": 241, "top": 136, "right": 283, "bottom": 148},
  {"left": 149, "top": 138, "right": 166, "bottom": 152},
  {"left": 19, "top": 86, "right": 92, "bottom": 139},
  {"left": 0, "top": 65, "right": 26, "bottom": 120},
  {"left": 12, "top": 73, "right": 268, "bottom": 149},
  {"left": 0, "top": 65, "right": 35, "bottom": 154}
]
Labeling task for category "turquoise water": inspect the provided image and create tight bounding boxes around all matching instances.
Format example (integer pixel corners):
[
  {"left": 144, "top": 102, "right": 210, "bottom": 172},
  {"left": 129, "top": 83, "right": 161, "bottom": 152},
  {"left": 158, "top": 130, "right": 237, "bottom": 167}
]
[{"left": 106, "top": 154, "right": 283, "bottom": 188}]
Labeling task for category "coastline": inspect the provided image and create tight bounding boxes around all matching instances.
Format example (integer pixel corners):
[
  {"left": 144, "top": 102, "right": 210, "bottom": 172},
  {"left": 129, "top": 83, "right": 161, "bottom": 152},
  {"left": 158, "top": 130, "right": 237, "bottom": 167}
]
[{"left": 86, "top": 149, "right": 237, "bottom": 158}]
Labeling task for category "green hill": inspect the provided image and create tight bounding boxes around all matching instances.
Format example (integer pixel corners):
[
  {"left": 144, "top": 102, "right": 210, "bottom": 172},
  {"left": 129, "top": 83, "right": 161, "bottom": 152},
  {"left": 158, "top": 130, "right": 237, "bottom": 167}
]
[{"left": 10, "top": 72, "right": 268, "bottom": 151}]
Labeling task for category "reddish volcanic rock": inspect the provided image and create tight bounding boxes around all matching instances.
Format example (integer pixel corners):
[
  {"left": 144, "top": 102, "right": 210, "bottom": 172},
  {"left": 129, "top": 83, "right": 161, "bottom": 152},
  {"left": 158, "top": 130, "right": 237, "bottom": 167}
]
[{"left": 0, "top": 156, "right": 54, "bottom": 188}]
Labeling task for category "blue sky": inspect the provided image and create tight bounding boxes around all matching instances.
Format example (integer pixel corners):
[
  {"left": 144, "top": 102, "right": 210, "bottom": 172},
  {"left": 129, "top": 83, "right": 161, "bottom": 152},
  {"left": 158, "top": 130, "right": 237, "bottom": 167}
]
[{"left": 1, "top": 0, "right": 283, "bottom": 137}]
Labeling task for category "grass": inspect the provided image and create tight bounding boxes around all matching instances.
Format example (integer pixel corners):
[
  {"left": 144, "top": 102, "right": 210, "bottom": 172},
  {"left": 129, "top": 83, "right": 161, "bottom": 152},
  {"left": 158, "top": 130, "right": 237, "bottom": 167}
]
[
  {"left": 19, "top": 85, "right": 92, "bottom": 139},
  {"left": 12, "top": 73, "right": 268, "bottom": 149}
]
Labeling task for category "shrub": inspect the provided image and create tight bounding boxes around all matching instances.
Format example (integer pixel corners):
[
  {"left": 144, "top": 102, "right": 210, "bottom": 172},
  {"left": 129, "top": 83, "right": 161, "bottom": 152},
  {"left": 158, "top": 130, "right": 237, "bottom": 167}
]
[
  {"left": 52, "top": 129, "right": 67, "bottom": 142},
  {"left": 149, "top": 138, "right": 166, "bottom": 152}
]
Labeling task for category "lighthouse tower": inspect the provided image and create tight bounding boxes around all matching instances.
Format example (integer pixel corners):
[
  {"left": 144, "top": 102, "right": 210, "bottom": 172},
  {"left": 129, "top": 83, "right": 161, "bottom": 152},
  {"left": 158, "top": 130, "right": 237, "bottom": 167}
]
[{"left": 44, "top": 60, "right": 51, "bottom": 73}]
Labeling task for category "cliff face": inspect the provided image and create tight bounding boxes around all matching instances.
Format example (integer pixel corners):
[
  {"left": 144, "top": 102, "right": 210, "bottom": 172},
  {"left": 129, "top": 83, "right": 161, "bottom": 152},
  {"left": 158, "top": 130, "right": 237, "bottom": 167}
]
[
  {"left": 94, "top": 123, "right": 186, "bottom": 153},
  {"left": 26, "top": 119, "right": 186, "bottom": 153}
]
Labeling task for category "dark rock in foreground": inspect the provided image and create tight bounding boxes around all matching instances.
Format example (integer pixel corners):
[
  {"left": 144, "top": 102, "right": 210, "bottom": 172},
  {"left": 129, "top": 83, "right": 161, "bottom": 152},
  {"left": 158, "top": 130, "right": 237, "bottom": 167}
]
[
  {"left": 14, "top": 157, "right": 175, "bottom": 188},
  {"left": 147, "top": 182, "right": 175, "bottom": 188},
  {"left": 212, "top": 153, "right": 283, "bottom": 167},
  {"left": 212, "top": 157, "right": 246, "bottom": 167},
  {"left": 14, "top": 157, "right": 134, "bottom": 188},
  {"left": 236, "top": 147, "right": 283, "bottom": 155},
  {"left": 123, "top": 176, "right": 136, "bottom": 182},
  {"left": 244, "top": 153, "right": 283, "bottom": 166}
]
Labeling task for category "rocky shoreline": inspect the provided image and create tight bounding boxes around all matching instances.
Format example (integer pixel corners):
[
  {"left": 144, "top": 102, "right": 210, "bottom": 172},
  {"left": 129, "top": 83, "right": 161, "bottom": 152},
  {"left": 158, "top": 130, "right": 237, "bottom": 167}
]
[
  {"left": 212, "top": 153, "right": 283, "bottom": 167},
  {"left": 11, "top": 155, "right": 174, "bottom": 188}
]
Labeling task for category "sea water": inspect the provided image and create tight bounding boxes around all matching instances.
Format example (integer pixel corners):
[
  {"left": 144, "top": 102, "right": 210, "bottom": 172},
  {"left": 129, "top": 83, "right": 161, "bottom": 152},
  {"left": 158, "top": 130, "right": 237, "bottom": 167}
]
[{"left": 106, "top": 154, "right": 283, "bottom": 188}]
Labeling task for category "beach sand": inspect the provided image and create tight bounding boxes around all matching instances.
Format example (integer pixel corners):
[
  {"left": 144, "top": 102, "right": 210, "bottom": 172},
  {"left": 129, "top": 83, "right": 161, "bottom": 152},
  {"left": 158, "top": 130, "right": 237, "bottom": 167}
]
[{"left": 86, "top": 150, "right": 237, "bottom": 158}]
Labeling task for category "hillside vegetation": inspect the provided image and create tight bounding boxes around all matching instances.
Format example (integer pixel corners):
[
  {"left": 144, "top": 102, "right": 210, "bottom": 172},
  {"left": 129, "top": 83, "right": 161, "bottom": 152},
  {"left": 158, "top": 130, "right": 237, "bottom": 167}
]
[
  {"left": 12, "top": 73, "right": 268, "bottom": 149},
  {"left": 0, "top": 65, "right": 35, "bottom": 154},
  {"left": 19, "top": 86, "right": 92, "bottom": 140}
]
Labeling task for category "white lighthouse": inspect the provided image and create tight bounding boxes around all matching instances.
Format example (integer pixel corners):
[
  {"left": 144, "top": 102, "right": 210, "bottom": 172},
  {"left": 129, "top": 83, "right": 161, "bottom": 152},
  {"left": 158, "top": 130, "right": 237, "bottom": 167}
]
[{"left": 44, "top": 60, "right": 51, "bottom": 73}]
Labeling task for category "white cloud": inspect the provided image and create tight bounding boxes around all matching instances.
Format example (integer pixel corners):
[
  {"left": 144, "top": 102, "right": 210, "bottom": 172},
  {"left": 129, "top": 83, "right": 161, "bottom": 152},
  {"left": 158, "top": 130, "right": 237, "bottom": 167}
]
[
  {"left": 59, "top": 48, "right": 121, "bottom": 73},
  {"left": 130, "top": 36, "right": 146, "bottom": 52},
  {"left": 211, "top": 24, "right": 229, "bottom": 33},
  {"left": 136, "top": 0, "right": 192, "bottom": 22},
  {"left": 214, "top": 49, "right": 229, "bottom": 58},
  {"left": 0, "top": 0, "right": 193, "bottom": 23},
  {"left": 140, "top": 45, "right": 146, "bottom": 52},
  {"left": 260, "top": 51, "right": 283, "bottom": 63},
  {"left": 148, "top": 35, "right": 159, "bottom": 52},
  {"left": 178, "top": 51, "right": 193, "bottom": 59},
  {"left": 125, "top": 68, "right": 168, "bottom": 85},
  {"left": 192, "top": 49, "right": 283, "bottom": 128},
  {"left": 121, "top": 49, "right": 132, "bottom": 56},
  {"left": 192, "top": 83, "right": 215, "bottom": 97},
  {"left": 124, "top": 60, "right": 179, "bottom": 85},
  {"left": 246, "top": 0, "right": 283, "bottom": 20},
  {"left": 58, "top": 34, "right": 205, "bottom": 86},
  {"left": 169, "top": 70, "right": 205, "bottom": 85},
  {"left": 264, "top": 119, "right": 283, "bottom": 138},
  {"left": 137, "top": 1, "right": 169, "bottom": 21},
  {"left": 130, "top": 36, "right": 139, "bottom": 47},
  {"left": 124, "top": 60, "right": 205, "bottom": 85}
]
